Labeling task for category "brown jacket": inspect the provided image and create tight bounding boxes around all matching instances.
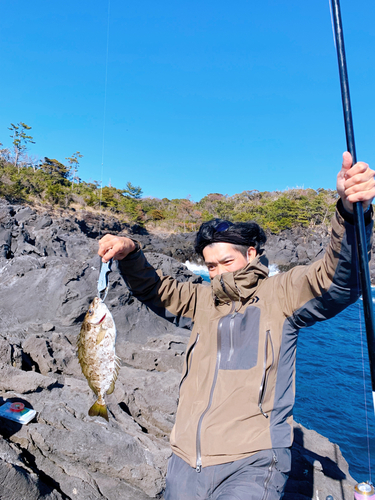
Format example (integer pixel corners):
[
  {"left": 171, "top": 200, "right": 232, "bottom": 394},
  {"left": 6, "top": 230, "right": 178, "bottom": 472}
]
[{"left": 118, "top": 203, "right": 373, "bottom": 470}]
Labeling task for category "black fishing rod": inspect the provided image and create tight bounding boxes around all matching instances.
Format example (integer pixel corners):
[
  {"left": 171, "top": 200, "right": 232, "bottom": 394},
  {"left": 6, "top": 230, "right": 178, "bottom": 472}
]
[{"left": 330, "top": 0, "right": 375, "bottom": 415}]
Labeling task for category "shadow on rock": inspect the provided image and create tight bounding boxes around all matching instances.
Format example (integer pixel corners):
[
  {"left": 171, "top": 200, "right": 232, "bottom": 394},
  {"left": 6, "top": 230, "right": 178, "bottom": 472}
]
[{"left": 284, "top": 424, "right": 354, "bottom": 500}]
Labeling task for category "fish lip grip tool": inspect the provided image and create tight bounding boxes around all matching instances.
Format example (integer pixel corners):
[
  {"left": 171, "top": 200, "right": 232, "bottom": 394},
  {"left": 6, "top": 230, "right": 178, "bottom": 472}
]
[{"left": 97, "top": 258, "right": 112, "bottom": 302}]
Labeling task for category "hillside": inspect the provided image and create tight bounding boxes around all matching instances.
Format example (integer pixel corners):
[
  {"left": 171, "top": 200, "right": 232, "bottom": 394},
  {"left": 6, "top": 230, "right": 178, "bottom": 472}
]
[{"left": 0, "top": 153, "right": 338, "bottom": 234}]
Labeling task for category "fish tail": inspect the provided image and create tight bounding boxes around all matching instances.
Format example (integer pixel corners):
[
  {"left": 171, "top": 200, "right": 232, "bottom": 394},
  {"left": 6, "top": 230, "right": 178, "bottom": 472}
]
[{"left": 88, "top": 400, "right": 109, "bottom": 422}]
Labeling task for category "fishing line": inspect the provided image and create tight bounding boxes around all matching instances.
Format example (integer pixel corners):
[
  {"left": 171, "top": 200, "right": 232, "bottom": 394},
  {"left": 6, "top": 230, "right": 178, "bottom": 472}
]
[
  {"left": 353, "top": 244, "right": 372, "bottom": 480},
  {"left": 358, "top": 296, "right": 373, "bottom": 482},
  {"left": 99, "top": 0, "right": 111, "bottom": 240},
  {"left": 343, "top": 81, "right": 374, "bottom": 492}
]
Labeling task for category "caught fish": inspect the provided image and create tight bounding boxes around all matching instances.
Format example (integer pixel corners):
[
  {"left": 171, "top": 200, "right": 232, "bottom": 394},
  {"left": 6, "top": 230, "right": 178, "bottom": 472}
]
[{"left": 77, "top": 297, "right": 120, "bottom": 421}]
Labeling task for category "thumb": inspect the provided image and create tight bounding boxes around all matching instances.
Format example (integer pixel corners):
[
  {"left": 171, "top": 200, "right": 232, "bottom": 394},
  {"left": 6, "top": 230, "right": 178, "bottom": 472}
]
[{"left": 341, "top": 151, "right": 353, "bottom": 175}]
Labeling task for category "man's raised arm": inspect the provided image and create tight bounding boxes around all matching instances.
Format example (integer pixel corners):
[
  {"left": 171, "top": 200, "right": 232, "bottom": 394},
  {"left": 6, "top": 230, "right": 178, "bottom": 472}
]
[
  {"left": 277, "top": 152, "right": 375, "bottom": 327},
  {"left": 98, "top": 233, "right": 199, "bottom": 321}
]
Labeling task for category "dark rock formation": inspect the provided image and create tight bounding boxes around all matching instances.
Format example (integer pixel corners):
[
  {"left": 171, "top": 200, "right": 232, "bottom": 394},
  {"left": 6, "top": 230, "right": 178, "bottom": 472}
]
[{"left": 0, "top": 200, "right": 362, "bottom": 499}]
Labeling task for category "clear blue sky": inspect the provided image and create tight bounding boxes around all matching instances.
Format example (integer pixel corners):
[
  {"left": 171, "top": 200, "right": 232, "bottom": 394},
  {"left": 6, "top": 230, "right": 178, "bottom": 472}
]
[{"left": 1, "top": 1, "right": 375, "bottom": 201}]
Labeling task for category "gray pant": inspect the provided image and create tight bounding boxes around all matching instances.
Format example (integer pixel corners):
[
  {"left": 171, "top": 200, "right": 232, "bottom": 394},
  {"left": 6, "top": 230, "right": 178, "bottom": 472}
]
[{"left": 164, "top": 448, "right": 291, "bottom": 500}]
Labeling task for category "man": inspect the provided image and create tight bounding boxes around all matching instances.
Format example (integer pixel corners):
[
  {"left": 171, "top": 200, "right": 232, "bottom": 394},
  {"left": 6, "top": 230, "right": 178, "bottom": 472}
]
[{"left": 98, "top": 153, "right": 375, "bottom": 500}]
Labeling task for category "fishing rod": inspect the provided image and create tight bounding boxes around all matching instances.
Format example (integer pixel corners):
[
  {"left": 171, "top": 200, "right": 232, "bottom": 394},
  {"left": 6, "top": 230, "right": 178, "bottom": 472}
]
[{"left": 330, "top": 0, "right": 375, "bottom": 415}]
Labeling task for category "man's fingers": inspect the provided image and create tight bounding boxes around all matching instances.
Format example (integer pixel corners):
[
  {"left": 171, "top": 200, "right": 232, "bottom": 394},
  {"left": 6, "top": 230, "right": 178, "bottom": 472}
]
[
  {"left": 98, "top": 238, "right": 112, "bottom": 255},
  {"left": 98, "top": 246, "right": 114, "bottom": 262},
  {"left": 98, "top": 235, "right": 136, "bottom": 262},
  {"left": 100, "top": 246, "right": 117, "bottom": 263},
  {"left": 345, "top": 182, "right": 375, "bottom": 200},
  {"left": 343, "top": 161, "right": 369, "bottom": 180},
  {"left": 99, "top": 233, "right": 112, "bottom": 242},
  {"left": 345, "top": 179, "right": 375, "bottom": 195},
  {"left": 344, "top": 170, "right": 374, "bottom": 189},
  {"left": 98, "top": 235, "right": 120, "bottom": 260},
  {"left": 337, "top": 153, "right": 374, "bottom": 212},
  {"left": 344, "top": 162, "right": 375, "bottom": 194},
  {"left": 346, "top": 193, "right": 375, "bottom": 205},
  {"left": 98, "top": 235, "right": 114, "bottom": 257}
]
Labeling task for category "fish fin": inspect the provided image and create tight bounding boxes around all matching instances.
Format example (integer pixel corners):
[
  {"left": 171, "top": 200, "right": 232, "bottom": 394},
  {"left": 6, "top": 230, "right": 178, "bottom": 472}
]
[
  {"left": 88, "top": 380, "right": 98, "bottom": 396},
  {"left": 106, "top": 358, "right": 121, "bottom": 395},
  {"left": 77, "top": 322, "right": 89, "bottom": 346},
  {"left": 106, "top": 380, "right": 116, "bottom": 395},
  {"left": 96, "top": 327, "right": 106, "bottom": 345},
  {"left": 77, "top": 348, "right": 86, "bottom": 365},
  {"left": 88, "top": 400, "right": 109, "bottom": 421}
]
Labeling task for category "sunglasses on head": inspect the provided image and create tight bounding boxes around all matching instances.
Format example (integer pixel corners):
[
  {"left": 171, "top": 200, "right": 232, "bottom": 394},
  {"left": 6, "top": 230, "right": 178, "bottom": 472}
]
[{"left": 214, "top": 221, "right": 233, "bottom": 232}]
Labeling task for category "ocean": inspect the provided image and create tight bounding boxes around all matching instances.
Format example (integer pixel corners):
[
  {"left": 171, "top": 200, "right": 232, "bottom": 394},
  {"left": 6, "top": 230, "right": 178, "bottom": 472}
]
[{"left": 185, "top": 262, "right": 375, "bottom": 482}]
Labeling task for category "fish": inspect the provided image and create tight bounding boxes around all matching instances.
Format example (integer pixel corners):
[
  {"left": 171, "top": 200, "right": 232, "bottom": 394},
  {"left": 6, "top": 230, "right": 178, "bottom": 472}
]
[{"left": 77, "top": 296, "right": 120, "bottom": 421}]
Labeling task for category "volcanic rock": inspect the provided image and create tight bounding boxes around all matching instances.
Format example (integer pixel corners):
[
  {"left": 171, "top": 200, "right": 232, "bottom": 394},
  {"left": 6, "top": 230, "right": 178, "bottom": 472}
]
[{"left": 0, "top": 199, "right": 363, "bottom": 499}]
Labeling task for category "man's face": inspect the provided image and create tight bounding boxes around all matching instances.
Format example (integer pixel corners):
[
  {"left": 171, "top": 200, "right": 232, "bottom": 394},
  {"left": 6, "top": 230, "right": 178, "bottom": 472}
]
[{"left": 203, "top": 242, "right": 257, "bottom": 279}]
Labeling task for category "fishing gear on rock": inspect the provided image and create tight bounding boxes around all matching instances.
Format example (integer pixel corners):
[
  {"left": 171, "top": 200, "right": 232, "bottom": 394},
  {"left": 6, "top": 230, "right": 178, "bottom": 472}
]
[{"left": 355, "top": 483, "right": 375, "bottom": 500}]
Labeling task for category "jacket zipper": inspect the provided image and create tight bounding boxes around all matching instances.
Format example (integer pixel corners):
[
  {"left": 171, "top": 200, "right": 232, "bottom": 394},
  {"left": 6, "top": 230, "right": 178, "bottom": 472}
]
[
  {"left": 178, "top": 333, "right": 199, "bottom": 396},
  {"left": 227, "top": 312, "right": 238, "bottom": 362},
  {"left": 195, "top": 319, "right": 223, "bottom": 472},
  {"left": 258, "top": 330, "right": 274, "bottom": 418},
  {"left": 261, "top": 452, "right": 278, "bottom": 500}
]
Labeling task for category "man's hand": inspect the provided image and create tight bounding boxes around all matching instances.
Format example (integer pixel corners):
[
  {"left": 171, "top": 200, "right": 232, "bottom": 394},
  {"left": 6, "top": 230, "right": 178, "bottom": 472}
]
[
  {"left": 337, "top": 152, "right": 375, "bottom": 213},
  {"left": 98, "top": 234, "right": 136, "bottom": 263}
]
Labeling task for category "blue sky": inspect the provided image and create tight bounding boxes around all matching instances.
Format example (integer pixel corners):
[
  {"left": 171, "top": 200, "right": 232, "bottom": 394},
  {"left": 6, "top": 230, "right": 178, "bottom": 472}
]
[{"left": 1, "top": 1, "right": 375, "bottom": 201}]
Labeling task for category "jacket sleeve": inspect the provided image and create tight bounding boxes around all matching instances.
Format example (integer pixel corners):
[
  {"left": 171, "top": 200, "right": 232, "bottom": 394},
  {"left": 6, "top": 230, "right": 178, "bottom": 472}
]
[
  {"left": 117, "top": 246, "right": 199, "bottom": 322},
  {"left": 276, "top": 201, "right": 373, "bottom": 329}
]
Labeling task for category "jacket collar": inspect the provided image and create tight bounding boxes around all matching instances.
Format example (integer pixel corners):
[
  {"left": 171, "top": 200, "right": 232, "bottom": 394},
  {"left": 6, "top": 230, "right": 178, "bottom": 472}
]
[{"left": 210, "top": 253, "right": 269, "bottom": 305}]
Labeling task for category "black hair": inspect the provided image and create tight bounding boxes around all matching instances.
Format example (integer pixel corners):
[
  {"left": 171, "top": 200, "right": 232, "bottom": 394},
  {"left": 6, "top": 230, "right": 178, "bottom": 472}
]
[{"left": 194, "top": 218, "right": 267, "bottom": 257}]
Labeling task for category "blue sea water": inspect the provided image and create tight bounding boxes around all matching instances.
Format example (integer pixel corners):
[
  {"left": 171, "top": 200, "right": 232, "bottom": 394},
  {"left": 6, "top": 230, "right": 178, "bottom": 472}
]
[
  {"left": 186, "top": 262, "right": 375, "bottom": 482},
  {"left": 294, "top": 296, "right": 375, "bottom": 482}
]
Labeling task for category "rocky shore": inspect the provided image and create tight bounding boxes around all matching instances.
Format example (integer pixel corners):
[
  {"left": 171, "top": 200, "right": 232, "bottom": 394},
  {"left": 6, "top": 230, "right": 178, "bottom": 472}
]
[{"left": 0, "top": 200, "right": 364, "bottom": 499}]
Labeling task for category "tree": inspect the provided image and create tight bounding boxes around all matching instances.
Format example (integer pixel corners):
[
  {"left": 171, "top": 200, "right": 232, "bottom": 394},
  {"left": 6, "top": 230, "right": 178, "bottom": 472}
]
[
  {"left": 0, "top": 142, "right": 12, "bottom": 164},
  {"left": 41, "top": 157, "right": 70, "bottom": 183},
  {"left": 100, "top": 186, "right": 119, "bottom": 209},
  {"left": 24, "top": 154, "right": 41, "bottom": 172},
  {"left": 66, "top": 151, "right": 83, "bottom": 190},
  {"left": 122, "top": 181, "right": 143, "bottom": 199},
  {"left": 149, "top": 209, "right": 165, "bottom": 221},
  {"left": 8, "top": 122, "right": 35, "bottom": 172}
]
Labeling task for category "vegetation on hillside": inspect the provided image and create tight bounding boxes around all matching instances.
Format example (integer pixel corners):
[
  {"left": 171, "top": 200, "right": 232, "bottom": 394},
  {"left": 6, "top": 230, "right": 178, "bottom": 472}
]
[{"left": 0, "top": 123, "right": 338, "bottom": 233}]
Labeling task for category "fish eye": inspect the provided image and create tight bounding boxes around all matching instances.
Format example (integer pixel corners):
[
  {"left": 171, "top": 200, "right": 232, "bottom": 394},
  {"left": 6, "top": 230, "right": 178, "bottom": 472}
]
[{"left": 89, "top": 309, "right": 94, "bottom": 315}]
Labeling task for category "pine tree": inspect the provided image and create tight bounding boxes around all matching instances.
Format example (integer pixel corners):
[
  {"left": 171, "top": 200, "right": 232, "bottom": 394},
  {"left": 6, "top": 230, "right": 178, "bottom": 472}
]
[
  {"left": 66, "top": 151, "right": 83, "bottom": 190},
  {"left": 8, "top": 122, "right": 35, "bottom": 172},
  {"left": 122, "top": 181, "right": 143, "bottom": 199}
]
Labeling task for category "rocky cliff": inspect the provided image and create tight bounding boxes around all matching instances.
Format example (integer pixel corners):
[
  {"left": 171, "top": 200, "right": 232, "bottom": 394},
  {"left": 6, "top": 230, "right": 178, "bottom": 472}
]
[{"left": 0, "top": 200, "right": 361, "bottom": 499}]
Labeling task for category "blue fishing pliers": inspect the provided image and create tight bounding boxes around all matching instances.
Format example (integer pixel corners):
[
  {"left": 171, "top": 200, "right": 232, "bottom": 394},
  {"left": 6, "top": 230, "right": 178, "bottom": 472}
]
[{"left": 97, "top": 258, "right": 113, "bottom": 302}]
